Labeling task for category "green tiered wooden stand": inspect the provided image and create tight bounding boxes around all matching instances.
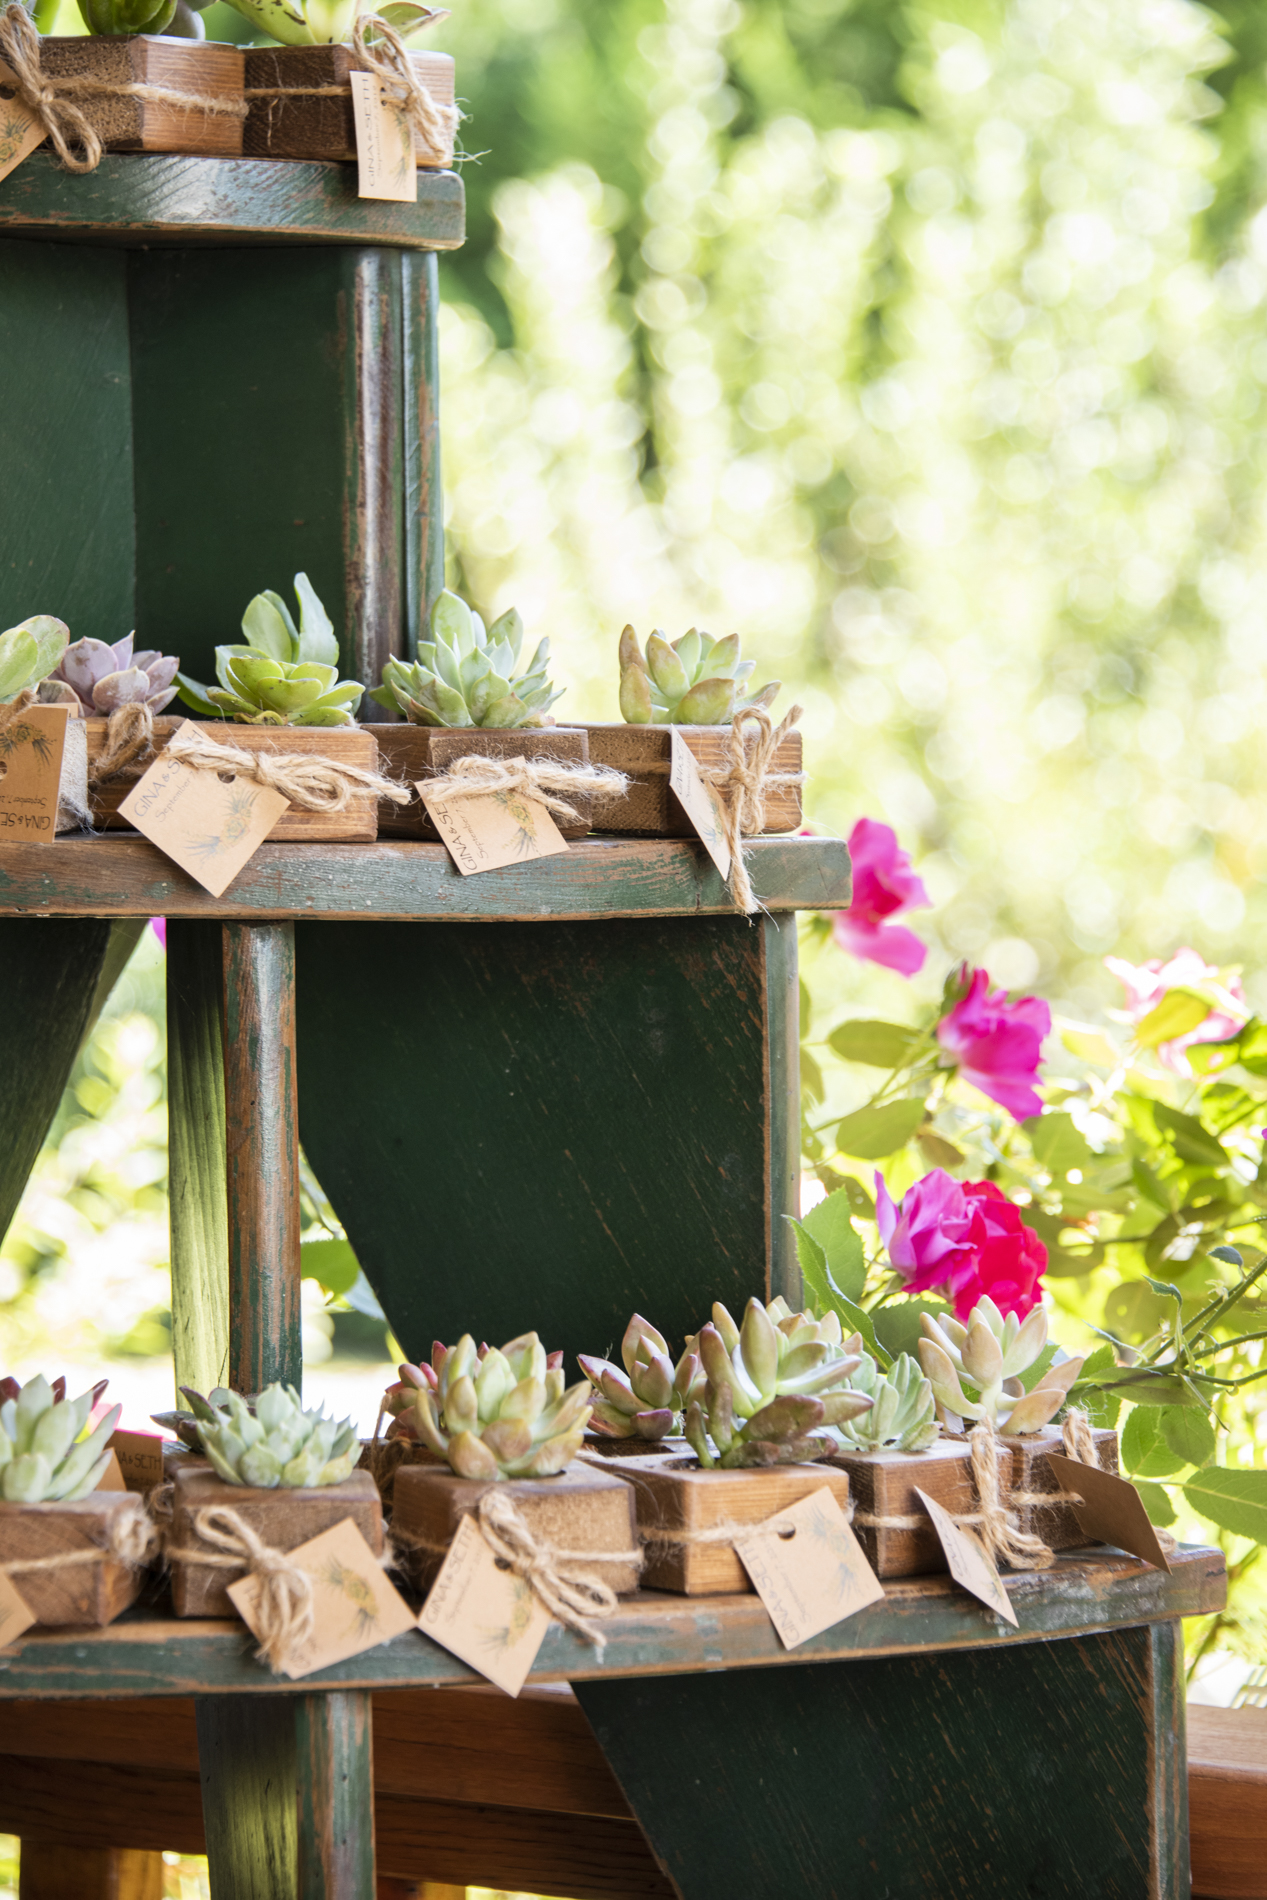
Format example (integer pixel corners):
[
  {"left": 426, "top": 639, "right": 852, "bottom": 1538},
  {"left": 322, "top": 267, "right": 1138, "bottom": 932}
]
[{"left": 0, "top": 153, "right": 1225, "bottom": 1900}]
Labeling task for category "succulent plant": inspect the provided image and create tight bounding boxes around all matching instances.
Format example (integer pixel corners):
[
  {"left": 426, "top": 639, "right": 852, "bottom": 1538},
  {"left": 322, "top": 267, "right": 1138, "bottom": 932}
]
[
  {"left": 176, "top": 574, "right": 363, "bottom": 727},
  {"left": 370, "top": 591, "right": 562, "bottom": 730},
  {"left": 182, "top": 1383, "right": 359, "bottom": 1489},
  {"left": 0, "top": 616, "right": 69, "bottom": 705},
  {"left": 380, "top": 1339, "right": 566, "bottom": 1444},
  {"left": 833, "top": 1351, "right": 939, "bottom": 1453},
  {"left": 218, "top": 0, "right": 443, "bottom": 47},
  {"left": 917, "top": 1298, "right": 1085, "bottom": 1435},
  {"left": 405, "top": 1331, "right": 592, "bottom": 1480},
  {"left": 578, "top": 1315, "right": 706, "bottom": 1441},
  {"left": 76, "top": 0, "right": 178, "bottom": 33},
  {"left": 0, "top": 1374, "right": 120, "bottom": 1503},
  {"left": 39, "top": 633, "right": 180, "bottom": 718},
  {"left": 617, "top": 625, "right": 779, "bottom": 726},
  {"left": 683, "top": 1296, "right": 872, "bottom": 1469}
]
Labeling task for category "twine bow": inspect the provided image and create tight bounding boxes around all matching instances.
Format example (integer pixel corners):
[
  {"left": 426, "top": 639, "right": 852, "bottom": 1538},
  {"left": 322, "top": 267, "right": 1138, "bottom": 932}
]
[
  {"left": 180, "top": 1505, "right": 315, "bottom": 1675},
  {"left": 350, "top": 12, "right": 459, "bottom": 163},
  {"left": 422, "top": 754, "right": 629, "bottom": 830},
  {"left": 166, "top": 722, "right": 412, "bottom": 814},
  {"left": 88, "top": 703, "right": 156, "bottom": 789},
  {"left": 474, "top": 1488, "right": 630, "bottom": 1651},
  {"left": 700, "top": 705, "right": 806, "bottom": 915}
]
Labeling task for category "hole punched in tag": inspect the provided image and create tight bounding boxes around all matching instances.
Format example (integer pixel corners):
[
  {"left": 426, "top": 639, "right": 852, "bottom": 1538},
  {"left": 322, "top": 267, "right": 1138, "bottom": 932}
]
[
  {"left": 777, "top": 1526, "right": 796, "bottom": 1541},
  {"left": 217, "top": 771, "right": 235, "bottom": 785}
]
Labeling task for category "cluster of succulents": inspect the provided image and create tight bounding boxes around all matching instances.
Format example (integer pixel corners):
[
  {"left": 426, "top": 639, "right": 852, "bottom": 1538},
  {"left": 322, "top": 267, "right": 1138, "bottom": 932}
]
[
  {"left": 0, "top": 616, "right": 68, "bottom": 705},
  {"left": 683, "top": 1296, "right": 872, "bottom": 1468},
  {"left": 403, "top": 1332, "right": 592, "bottom": 1480},
  {"left": 617, "top": 625, "right": 779, "bottom": 726},
  {"left": 181, "top": 1383, "right": 359, "bottom": 1489},
  {"left": 40, "top": 632, "right": 180, "bottom": 718},
  {"left": 215, "top": 0, "right": 442, "bottom": 47},
  {"left": 0, "top": 1374, "right": 120, "bottom": 1503},
  {"left": 833, "top": 1351, "right": 939, "bottom": 1453},
  {"left": 917, "top": 1298, "right": 1084, "bottom": 1436},
  {"left": 371, "top": 591, "right": 561, "bottom": 730},
  {"left": 578, "top": 1315, "right": 706, "bottom": 1441},
  {"left": 176, "top": 574, "right": 363, "bottom": 727}
]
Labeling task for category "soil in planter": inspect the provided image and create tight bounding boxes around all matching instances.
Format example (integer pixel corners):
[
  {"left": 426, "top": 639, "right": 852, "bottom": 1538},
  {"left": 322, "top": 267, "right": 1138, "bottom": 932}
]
[
  {"left": 243, "top": 46, "right": 455, "bottom": 164},
  {"left": 37, "top": 37, "right": 246, "bottom": 156},
  {"left": 369, "top": 725, "right": 592, "bottom": 841},
  {"left": 169, "top": 1467, "right": 383, "bottom": 1616},
  {"left": 581, "top": 724, "right": 803, "bottom": 835}
]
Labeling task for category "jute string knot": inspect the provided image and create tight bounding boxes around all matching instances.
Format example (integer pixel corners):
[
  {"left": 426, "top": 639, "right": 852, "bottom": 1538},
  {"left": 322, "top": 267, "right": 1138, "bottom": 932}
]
[
  {"left": 88, "top": 702, "right": 155, "bottom": 789},
  {"left": 473, "top": 1488, "right": 626, "bottom": 1651},
  {"left": 699, "top": 705, "right": 806, "bottom": 915},
  {"left": 166, "top": 722, "right": 413, "bottom": 813},
  {"left": 185, "top": 1505, "right": 314, "bottom": 1675},
  {"left": 350, "top": 12, "right": 459, "bottom": 161},
  {"left": 423, "top": 754, "right": 630, "bottom": 830},
  {"left": 968, "top": 1423, "right": 1054, "bottom": 1572},
  {"left": 0, "top": 1494, "right": 158, "bottom": 1583}
]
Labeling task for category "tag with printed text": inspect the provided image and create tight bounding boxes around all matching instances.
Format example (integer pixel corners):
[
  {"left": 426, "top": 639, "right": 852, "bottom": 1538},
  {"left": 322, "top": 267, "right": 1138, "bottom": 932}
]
[
  {"left": 0, "top": 1570, "right": 36, "bottom": 1650},
  {"left": 109, "top": 1429, "right": 167, "bottom": 1493},
  {"left": 95, "top": 1450, "right": 128, "bottom": 1493},
  {"left": 668, "top": 729, "right": 731, "bottom": 881},
  {"left": 915, "top": 1487, "right": 1019, "bottom": 1627},
  {"left": 1043, "top": 1452, "right": 1172, "bottom": 1574},
  {"left": 350, "top": 70, "right": 417, "bottom": 203},
  {"left": 0, "top": 703, "right": 68, "bottom": 842},
  {"left": 734, "top": 1486, "right": 885, "bottom": 1650},
  {"left": 418, "top": 1512, "right": 551, "bottom": 1697},
  {"left": 0, "top": 64, "right": 45, "bottom": 187},
  {"left": 228, "top": 1517, "right": 416, "bottom": 1681},
  {"left": 419, "top": 783, "right": 569, "bottom": 877},
  {"left": 120, "top": 726, "right": 289, "bottom": 898}
]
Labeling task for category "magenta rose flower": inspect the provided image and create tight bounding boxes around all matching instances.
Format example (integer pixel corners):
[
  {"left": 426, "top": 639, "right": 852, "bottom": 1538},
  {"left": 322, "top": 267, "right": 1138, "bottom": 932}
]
[
  {"left": 876, "top": 1168, "right": 1046, "bottom": 1320},
  {"left": 1105, "top": 947, "right": 1249, "bottom": 1076},
  {"left": 832, "top": 817, "right": 930, "bottom": 977},
  {"left": 935, "top": 966, "right": 1049, "bottom": 1120},
  {"left": 149, "top": 918, "right": 166, "bottom": 951}
]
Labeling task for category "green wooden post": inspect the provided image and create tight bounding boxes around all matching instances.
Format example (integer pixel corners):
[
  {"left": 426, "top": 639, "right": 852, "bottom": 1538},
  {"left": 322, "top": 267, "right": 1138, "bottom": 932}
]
[
  {"left": 403, "top": 248, "right": 446, "bottom": 640},
  {"left": 761, "top": 912, "right": 800, "bottom": 1310},
  {"left": 166, "top": 920, "right": 230, "bottom": 1399},
  {"left": 195, "top": 1696, "right": 296, "bottom": 1900},
  {"left": 296, "top": 1691, "right": 377, "bottom": 1900}
]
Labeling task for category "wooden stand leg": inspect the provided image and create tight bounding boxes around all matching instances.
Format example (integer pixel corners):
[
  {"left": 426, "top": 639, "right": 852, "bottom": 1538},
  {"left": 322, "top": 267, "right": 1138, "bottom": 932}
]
[
  {"left": 222, "top": 921, "right": 302, "bottom": 1395},
  {"left": 196, "top": 1695, "right": 296, "bottom": 1900},
  {"left": 18, "top": 1843, "right": 164, "bottom": 1900},
  {"left": 297, "top": 1690, "right": 376, "bottom": 1900},
  {"left": 167, "top": 919, "right": 230, "bottom": 1398}
]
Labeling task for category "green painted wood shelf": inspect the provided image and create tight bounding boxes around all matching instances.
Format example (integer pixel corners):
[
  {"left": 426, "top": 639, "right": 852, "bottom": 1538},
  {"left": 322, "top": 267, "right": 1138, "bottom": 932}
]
[{"left": 0, "top": 1546, "right": 1225, "bottom": 1701}]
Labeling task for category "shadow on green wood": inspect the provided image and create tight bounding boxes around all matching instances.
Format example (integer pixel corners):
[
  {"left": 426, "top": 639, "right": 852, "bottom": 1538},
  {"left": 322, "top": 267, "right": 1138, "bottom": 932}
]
[
  {"left": 196, "top": 1694, "right": 296, "bottom": 1900},
  {"left": 167, "top": 920, "right": 229, "bottom": 1400}
]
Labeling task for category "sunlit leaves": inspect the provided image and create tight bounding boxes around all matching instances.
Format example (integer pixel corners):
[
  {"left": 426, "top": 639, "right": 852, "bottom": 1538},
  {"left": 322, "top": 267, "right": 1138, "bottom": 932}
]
[{"left": 835, "top": 1097, "right": 927, "bottom": 1160}]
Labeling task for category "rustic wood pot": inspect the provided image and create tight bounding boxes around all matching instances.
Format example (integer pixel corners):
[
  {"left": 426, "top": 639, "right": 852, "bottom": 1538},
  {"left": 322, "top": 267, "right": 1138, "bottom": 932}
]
[
  {"left": 0, "top": 1491, "right": 151, "bottom": 1627},
  {"left": 1001, "top": 1425, "right": 1120, "bottom": 1552},
  {"left": 606, "top": 1461, "right": 852, "bottom": 1596},
  {"left": 816, "top": 1439, "right": 1008, "bottom": 1581},
  {"left": 392, "top": 1461, "right": 641, "bottom": 1596},
  {"left": 87, "top": 718, "right": 380, "bottom": 842},
  {"left": 243, "top": 46, "right": 455, "bottom": 165},
  {"left": 368, "top": 724, "right": 592, "bottom": 841},
  {"left": 169, "top": 1466, "right": 383, "bottom": 1618},
  {"left": 357, "top": 1434, "right": 441, "bottom": 1509},
  {"left": 36, "top": 37, "right": 245, "bottom": 157},
  {"left": 580, "top": 724, "right": 803, "bottom": 836}
]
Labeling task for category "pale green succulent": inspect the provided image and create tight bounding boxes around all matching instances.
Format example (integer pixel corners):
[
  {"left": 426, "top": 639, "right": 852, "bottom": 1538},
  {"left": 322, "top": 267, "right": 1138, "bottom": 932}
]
[
  {"left": 579, "top": 1314, "right": 706, "bottom": 1442},
  {"left": 0, "top": 1375, "right": 121, "bottom": 1503},
  {"left": 0, "top": 617, "right": 69, "bottom": 705},
  {"left": 833, "top": 1351, "right": 938, "bottom": 1453},
  {"left": 684, "top": 1296, "right": 872, "bottom": 1469},
  {"left": 185, "top": 1384, "right": 359, "bottom": 1489},
  {"left": 370, "top": 591, "right": 562, "bottom": 730},
  {"left": 917, "top": 1298, "right": 1085, "bottom": 1435},
  {"left": 217, "top": 0, "right": 442, "bottom": 44},
  {"left": 617, "top": 624, "right": 779, "bottom": 726},
  {"left": 408, "top": 1331, "right": 592, "bottom": 1479},
  {"left": 176, "top": 575, "right": 363, "bottom": 727}
]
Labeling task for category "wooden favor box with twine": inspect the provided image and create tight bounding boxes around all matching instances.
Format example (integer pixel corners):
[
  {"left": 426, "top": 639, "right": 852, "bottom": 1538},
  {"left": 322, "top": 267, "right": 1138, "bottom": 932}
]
[
  {"left": 370, "top": 725, "right": 593, "bottom": 841},
  {"left": 34, "top": 37, "right": 246, "bottom": 157},
  {"left": 608, "top": 1462, "right": 852, "bottom": 1595},
  {"left": 392, "top": 1462, "right": 641, "bottom": 1597},
  {"left": 1003, "top": 1424, "right": 1120, "bottom": 1552},
  {"left": 820, "top": 1439, "right": 1008, "bottom": 1581},
  {"left": 357, "top": 1434, "right": 440, "bottom": 1509},
  {"left": 0, "top": 1491, "right": 151, "bottom": 1626},
  {"left": 582, "top": 724, "right": 803, "bottom": 835},
  {"left": 243, "top": 46, "right": 455, "bottom": 164},
  {"left": 169, "top": 1467, "right": 382, "bottom": 1617}
]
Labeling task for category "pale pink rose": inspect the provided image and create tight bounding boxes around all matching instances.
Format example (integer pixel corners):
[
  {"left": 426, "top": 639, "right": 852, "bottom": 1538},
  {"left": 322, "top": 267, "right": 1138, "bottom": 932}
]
[{"left": 1105, "top": 947, "right": 1248, "bottom": 1076}]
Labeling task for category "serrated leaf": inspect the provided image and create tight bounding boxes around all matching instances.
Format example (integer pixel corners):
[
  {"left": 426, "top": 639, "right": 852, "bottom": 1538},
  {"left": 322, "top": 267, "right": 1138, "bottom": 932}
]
[
  {"left": 827, "top": 1020, "right": 920, "bottom": 1068},
  {"left": 1122, "top": 1405, "right": 1186, "bottom": 1478},
  {"left": 1183, "top": 1467, "right": 1267, "bottom": 1545},
  {"left": 788, "top": 1218, "right": 891, "bottom": 1368},
  {"left": 1133, "top": 1480, "right": 1177, "bottom": 1528},
  {"left": 871, "top": 1296, "right": 952, "bottom": 1361},
  {"left": 835, "top": 1097, "right": 926, "bottom": 1162},
  {"left": 799, "top": 1192, "right": 866, "bottom": 1302},
  {"left": 1160, "top": 1405, "right": 1216, "bottom": 1468}
]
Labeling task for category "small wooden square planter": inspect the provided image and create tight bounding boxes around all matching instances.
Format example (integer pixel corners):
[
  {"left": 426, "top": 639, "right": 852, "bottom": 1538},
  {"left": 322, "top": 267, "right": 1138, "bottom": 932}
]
[
  {"left": 1001, "top": 1426, "right": 1120, "bottom": 1551},
  {"left": 581, "top": 725, "right": 803, "bottom": 835},
  {"left": 0, "top": 1492, "right": 152, "bottom": 1627},
  {"left": 608, "top": 1462, "right": 851, "bottom": 1595},
  {"left": 392, "top": 1462, "right": 641, "bottom": 1597},
  {"left": 369, "top": 725, "right": 592, "bottom": 841},
  {"left": 169, "top": 1467, "right": 383, "bottom": 1617},
  {"left": 357, "top": 1435, "right": 441, "bottom": 1508},
  {"left": 243, "top": 46, "right": 455, "bottom": 165},
  {"left": 817, "top": 1440, "right": 1007, "bottom": 1580},
  {"left": 36, "top": 38, "right": 245, "bottom": 157}
]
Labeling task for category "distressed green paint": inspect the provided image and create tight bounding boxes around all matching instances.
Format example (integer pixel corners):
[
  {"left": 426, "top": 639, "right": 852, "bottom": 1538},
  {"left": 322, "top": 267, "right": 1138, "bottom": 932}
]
[
  {"left": 402, "top": 250, "right": 445, "bottom": 644},
  {"left": 0, "top": 240, "right": 134, "bottom": 642},
  {"left": 762, "top": 912, "right": 801, "bottom": 1309},
  {"left": 296, "top": 1692, "right": 376, "bottom": 1900},
  {"left": 341, "top": 251, "right": 406, "bottom": 694},
  {"left": 1148, "top": 1616, "right": 1189, "bottom": 1899},
  {"left": 196, "top": 1695, "right": 296, "bottom": 1900},
  {"left": 167, "top": 921, "right": 229, "bottom": 1400}
]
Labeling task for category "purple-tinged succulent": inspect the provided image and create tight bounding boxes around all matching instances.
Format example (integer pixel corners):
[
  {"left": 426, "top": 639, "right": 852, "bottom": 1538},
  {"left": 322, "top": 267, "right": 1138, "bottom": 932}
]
[{"left": 40, "top": 633, "right": 180, "bottom": 717}]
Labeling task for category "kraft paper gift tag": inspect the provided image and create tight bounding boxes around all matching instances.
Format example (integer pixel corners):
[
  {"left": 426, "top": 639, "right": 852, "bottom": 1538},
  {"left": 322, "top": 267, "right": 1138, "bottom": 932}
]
[
  {"left": 120, "top": 728, "right": 289, "bottom": 898},
  {"left": 94, "top": 1450, "right": 128, "bottom": 1494},
  {"left": 0, "top": 703, "right": 68, "bottom": 840},
  {"left": 109, "top": 1430, "right": 167, "bottom": 1492},
  {"left": 229, "top": 1517, "right": 416, "bottom": 1681},
  {"left": 350, "top": 70, "right": 417, "bottom": 203},
  {"left": 669, "top": 729, "right": 731, "bottom": 881},
  {"left": 1043, "top": 1452, "right": 1173, "bottom": 1573},
  {"left": 0, "top": 65, "right": 44, "bottom": 187},
  {"left": 418, "top": 1512, "right": 551, "bottom": 1697},
  {"left": 734, "top": 1486, "right": 885, "bottom": 1650},
  {"left": 0, "top": 1571, "right": 36, "bottom": 1649},
  {"left": 419, "top": 783, "right": 569, "bottom": 876},
  {"left": 915, "top": 1487, "right": 1019, "bottom": 1627}
]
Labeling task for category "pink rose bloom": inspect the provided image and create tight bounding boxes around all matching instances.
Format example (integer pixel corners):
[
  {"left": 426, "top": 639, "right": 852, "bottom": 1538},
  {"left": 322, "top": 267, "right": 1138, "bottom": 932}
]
[
  {"left": 875, "top": 1167, "right": 975, "bottom": 1282},
  {"left": 149, "top": 918, "right": 166, "bottom": 950},
  {"left": 949, "top": 1181, "right": 1047, "bottom": 1319},
  {"left": 832, "top": 818, "right": 930, "bottom": 976},
  {"left": 876, "top": 1169, "right": 1046, "bottom": 1320},
  {"left": 936, "top": 966, "right": 1050, "bottom": 1121},
  {"left": 1105, "top": 947, "right": 1248, "bottom": 1076}
]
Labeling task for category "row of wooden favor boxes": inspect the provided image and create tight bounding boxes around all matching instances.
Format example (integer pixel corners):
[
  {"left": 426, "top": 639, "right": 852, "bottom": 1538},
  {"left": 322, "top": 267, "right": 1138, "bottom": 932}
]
[
  {"left": 82, "top": 721, "right": 805, "bottom": 843},
  {"left": 30, "top": 36, "right": 456, "bottom": 165}
]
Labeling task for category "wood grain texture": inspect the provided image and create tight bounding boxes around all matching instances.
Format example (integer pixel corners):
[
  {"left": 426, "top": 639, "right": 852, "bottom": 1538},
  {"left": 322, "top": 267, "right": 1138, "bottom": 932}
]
[
  {"left": 0, "top": 1494, "right": 146, "bottom": 1626},
  {"left": 167, "top": 921, "right": 229, "bottom": 1398},
  {"left": 243, "top": 47, "right": 454, "bottom": 163},
  {"left": 762, "top": 910, "right": 799, "bottom": 1307},
  {"left": 391, "top": 1463, "right": 640, "bottom": 1595},
  {"left": 222, "top": 922, "right": 301, "bottom": 1393},
  {"left": 613, "top": 1461, "right": 852, "bottom": 1594},
  {"left": 196, "top": 1694, "right": 296, "bottom": 1900},
  {"left": 582, "top": 726, "right": 803, "bottom": 835},
  {"left": 1003, "top": 1424, "right": 1122, "bottom": 1551},
  {"left": 296, "top": 1690, "right": 376, "bottom": 1900},
  {"left": 14, "top": 1841, "right": 164, "bottom": 1899},
  {"left": 343, "top": 251, "right": 406, "bottom": 702},
  {"left": 0, "top": 154, "right": 464, "bottom": 249},
  {"left": 1188, "top": 1702, "right": 1267, "bottom": 1900},
  {"left": 1148, "top": 1617, "right": 1189, "bottom": 1900},
  {"left": 38, "top": 38, "right": 244, "bottom": 155},
  {"left": 170, "top": 1468, "right": 382, "bottom": 1616},
  {"left": 820, "top": 1440, "right": 1005, "bottom": 1580},
  {"left": 402, "top": 250, "right": 444, "bottom": 643},
  {"left": 371, "top": 725, "right": 593, "bottom": 839},
  {"left": 0, "top": 834, "right": 852, "bottom": 920}
]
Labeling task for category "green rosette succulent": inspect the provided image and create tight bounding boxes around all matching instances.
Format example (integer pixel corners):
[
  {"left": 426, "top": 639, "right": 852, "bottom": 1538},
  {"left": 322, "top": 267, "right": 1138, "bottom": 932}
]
[
  {"left": 578, "top": 1315, "right": 706, "bottom": 1442},
  {"left": 0, "top": 1374, "right": 121, "bottom": 1503},
  {"left": 833, "top": 1351, "right": 938, "bottom": 1453},
  {"left": 617, "top": 624, "right": 779, "bottom": 726},
  {"left": 183, "top": 1384, "right": 359, "bottom": 1489},
  {"left": 370, "top": 591, "right": 562, "bottom": 730},
  {"left": 684, "top": 1296, "right": 872, "bottom": 1469},
  {"left": 76, "top": 0, "right": 178, "bottom": 33},
  {"left": 407, "top": 1331, "right": 592, "bottom": 1480},
  {"left": 0, "top": 616, "right": 69, "bottom": 706},
  {"left": 917, "top": 1298, "right": 1085, "bottom": 1436},
  {"left": 216, "top": 0, "right": 442, "bottom": 46},
  {"left": 176, "top": 575, "right": 363, "bottom": 727}
]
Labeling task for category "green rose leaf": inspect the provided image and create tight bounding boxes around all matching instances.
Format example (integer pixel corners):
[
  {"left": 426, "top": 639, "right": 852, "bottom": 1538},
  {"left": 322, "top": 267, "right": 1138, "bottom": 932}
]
[
  {"left": 1160, "top": 1404, "right": 1216, "bottom": 1469},
  {"left": 299, "top": 1236, "right": 360, "bottom": 1299},
  {"left": 1026, "top": 1112, "right": 1094, "bottom": 1174},
  {"left": 1134, "top": 989, "right": 1211, "bottom": 1049},
  {"left": 1132, "top": 1480, "right": 1178, "bottom": 1528},
  {"left": 871, "top": 1296, "right": 953, "bottom": 1362},
  {"left": 1121, "top": 1405, "right": 1187, "bottom": 1479},
  {"left": 797, "top": 1190, "right": 866, "bottom": 1302},
  {"left": 835, "top": 1096, "right": 927, "bottom": 1161},
  {"left": 826, "top": 1020, "right": 921, "bottom": 1068},
  {"left": 787, "top": 1217, "right": 891, "bottom": 1368},
  {"left": 1182, "top": 1467, "right": 1267, "bottom": 1544}
]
